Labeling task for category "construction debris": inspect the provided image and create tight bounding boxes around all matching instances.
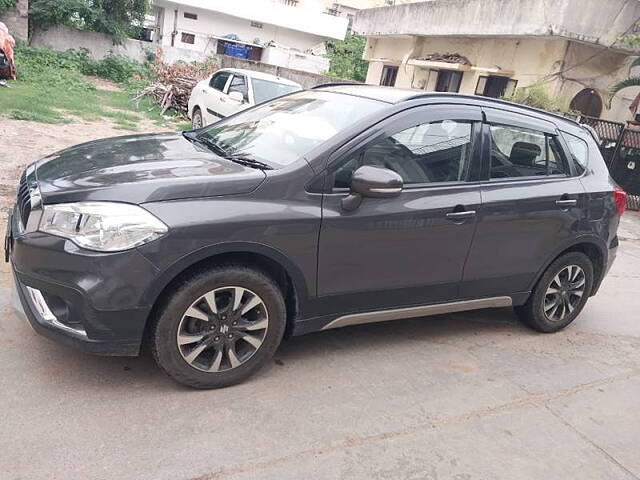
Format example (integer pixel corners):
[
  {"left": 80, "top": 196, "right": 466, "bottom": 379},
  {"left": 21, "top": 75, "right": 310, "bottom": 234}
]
[
  {"left": 415, "top": 53, "right": 472, "bottom": 66},
  {"left": 135, "top": 51, "right": 218, "bottom": 115}
]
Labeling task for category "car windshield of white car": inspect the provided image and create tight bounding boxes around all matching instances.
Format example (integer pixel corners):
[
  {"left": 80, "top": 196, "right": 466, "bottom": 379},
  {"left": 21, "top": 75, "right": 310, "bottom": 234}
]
[
  {"left": 196, "top": 91, "right": 385, "bottom": 168},
  {"left": 252, "top": 79, "right": 300, "bottom": 104}
]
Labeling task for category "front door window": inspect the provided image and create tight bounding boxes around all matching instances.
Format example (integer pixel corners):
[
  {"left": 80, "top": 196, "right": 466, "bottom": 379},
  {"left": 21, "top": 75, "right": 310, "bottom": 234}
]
[{"left": 333, "top": 120, "right": 474, "bottom": 188}]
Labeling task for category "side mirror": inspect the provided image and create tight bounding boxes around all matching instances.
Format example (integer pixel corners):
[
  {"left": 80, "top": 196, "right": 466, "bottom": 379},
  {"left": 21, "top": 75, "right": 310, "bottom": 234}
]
[
  {"left": 228, "top": 91, "right": 244, "bottom": 103},
  {"left": 341, "top": 165, "right": 403, "bottom": 211}
]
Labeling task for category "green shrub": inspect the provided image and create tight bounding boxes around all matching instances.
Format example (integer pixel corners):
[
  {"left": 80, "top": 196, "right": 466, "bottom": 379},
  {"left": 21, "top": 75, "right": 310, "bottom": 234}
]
[
  {"left": 82, "top": 53, "right": 150, "bottom": 83},
  {"left": 13, "top": 44, "right": 150, "bottom": 85},
  {"left": 0, "top": 0, "right": 16, "bottom": 14},
  {"left": 13, "top": 44, "right": 95, "bottom": 91},
  {"left": 503, "top": 83, "right": 567, "bottom": 113}
]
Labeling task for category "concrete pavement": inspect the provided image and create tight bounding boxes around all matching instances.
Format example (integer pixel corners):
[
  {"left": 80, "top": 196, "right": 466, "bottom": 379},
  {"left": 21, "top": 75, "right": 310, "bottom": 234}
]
[{"left": 1, "top": 213, "right": 639, "bottom": 480}]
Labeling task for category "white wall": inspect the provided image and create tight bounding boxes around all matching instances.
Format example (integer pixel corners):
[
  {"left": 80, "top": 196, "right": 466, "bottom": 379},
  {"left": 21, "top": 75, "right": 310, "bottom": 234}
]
[
  {"left": 154, "top": 0, "right": 348, "bottom": 42},
  {"left": 262, "top": 46, "right": 330, "bottom": 74},
  {"left": 30, "top": 26, "right": 339, "bottom": 82},
  {"left": 155, "top": 2, "right": 331, "bottom": 54}
]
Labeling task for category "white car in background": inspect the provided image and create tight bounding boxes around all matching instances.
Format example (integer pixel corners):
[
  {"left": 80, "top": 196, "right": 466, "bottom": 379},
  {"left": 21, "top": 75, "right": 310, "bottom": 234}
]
[{"left": 188, "top": 68, "right": 302, "bottom": 128}]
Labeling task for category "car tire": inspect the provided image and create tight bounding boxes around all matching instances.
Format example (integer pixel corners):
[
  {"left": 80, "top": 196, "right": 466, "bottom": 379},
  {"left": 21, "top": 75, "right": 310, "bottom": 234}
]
[
  {"left": 515, "top": 252, "right": 594, "bottom": 333},
  {"left": 151, "top": 265, "right": 286, "bottom": 389},
  {"left": 192, "top": 107, "right": 204, "bottom": 129}
]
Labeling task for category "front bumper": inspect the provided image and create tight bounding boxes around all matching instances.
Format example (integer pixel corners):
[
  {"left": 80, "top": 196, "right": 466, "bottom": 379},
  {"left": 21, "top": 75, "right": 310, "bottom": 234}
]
[
  {"left": 8, "top": 206, "right": 158, "bottom": 356},
  {"left": 11, "top": 269, "right": 142, "bottom": 355}
]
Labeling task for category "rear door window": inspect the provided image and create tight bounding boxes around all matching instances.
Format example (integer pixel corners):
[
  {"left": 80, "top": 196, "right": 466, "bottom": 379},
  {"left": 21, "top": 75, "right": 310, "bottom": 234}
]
[{"left": 489, "top": 124, "right": 568, "bottom": 179}]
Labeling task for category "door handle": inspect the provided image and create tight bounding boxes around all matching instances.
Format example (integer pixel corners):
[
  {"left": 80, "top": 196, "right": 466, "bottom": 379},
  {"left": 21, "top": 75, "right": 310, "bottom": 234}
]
[
  {"left": 446, "top": 210, "right": 476, "bottom": 221},
  {"left": 556, "top": 199, "right": 577, "bottom": 208}
]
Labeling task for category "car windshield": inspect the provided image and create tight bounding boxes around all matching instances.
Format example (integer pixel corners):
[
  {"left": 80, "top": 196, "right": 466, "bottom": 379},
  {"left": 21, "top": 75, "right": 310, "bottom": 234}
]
[
  {"left": 195, "top": 91, "right": 386, "bottom": 168},
  {"left": 252, "top": 78, "right": 301, "bottom": 104}
]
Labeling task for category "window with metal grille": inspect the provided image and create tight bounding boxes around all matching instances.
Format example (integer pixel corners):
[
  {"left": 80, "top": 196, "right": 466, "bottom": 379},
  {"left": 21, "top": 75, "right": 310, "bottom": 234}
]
[
  {"left": 183, "top": 12, "right": 197, "bottom": 20},
  {"left": 435, "top": 70, "right": 463, "bottom": 93},
  {"left": 475, "top": 76, "right": 517, "bottom": 98},
  {"left": 380, "top": 66, "right": 398, "bottom": 87},
  {"left": 181, "top": 32, "right": 195, "bottom": 44}
]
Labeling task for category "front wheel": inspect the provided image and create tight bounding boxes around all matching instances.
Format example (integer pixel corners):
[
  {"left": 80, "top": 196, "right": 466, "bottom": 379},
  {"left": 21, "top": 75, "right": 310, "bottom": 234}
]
[
  {"left": 191, "top": 107, "right": 204, "bottom": 129},
  {"left": 151, "top": 265, "right": 286, "bottom": 389},
  {"left": 515, "top": 252, "right": 594, "bottom": 333}
]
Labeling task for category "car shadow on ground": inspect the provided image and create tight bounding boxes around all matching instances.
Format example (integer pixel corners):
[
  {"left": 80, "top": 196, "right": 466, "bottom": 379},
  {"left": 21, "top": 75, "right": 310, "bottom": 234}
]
[{"left": 9, "top": 306, "right": 528, "bottom": 392}]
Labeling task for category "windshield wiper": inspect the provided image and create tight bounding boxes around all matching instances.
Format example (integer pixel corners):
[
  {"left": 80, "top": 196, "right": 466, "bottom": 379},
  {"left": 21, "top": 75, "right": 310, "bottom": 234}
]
[
  {"left": 189, "top": 134, "right": 230, "bottom": 158},
  {"left": 225, "top": 153, "right": 274, "bottom": 171},
  {"left": 183, "top": 132, "right": 273, "bottom": 171}
]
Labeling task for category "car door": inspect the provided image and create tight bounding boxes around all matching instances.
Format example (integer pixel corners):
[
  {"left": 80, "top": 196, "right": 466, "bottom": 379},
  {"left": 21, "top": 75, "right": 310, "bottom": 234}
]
[
  {"left": 461, "top": 108, "right": 585, "bottom": 299},
  {"left": 202, "top": 71, "right": 232, "bottom": 123},
  {"left": 219, "top": 73, "right": 250, "bottom": 117},
  {"left": 317, "top": 105, "right": 484, "bottom": 313}
]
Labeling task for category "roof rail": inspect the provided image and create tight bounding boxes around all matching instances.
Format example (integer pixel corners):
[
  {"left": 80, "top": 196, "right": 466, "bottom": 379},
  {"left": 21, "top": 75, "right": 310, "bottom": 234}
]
[
  {"left": 403, "top": 92, "right": 581, "bottom": 127},
  {"left": 311, "top": 82, "right": 362, "bottom": 89}
]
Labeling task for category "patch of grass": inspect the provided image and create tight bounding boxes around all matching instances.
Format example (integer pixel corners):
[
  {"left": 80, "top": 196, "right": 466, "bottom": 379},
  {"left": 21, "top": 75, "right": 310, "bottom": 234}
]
[{"left": 0, "top": 44, "right": 184, "bottom": 130}]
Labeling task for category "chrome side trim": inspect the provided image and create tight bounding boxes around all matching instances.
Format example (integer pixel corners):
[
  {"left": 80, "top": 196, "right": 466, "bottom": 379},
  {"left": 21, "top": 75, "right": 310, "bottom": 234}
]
[
  {"left": 321, "top": 296, "right": 513, "bottom": 330},
  {"left": 369, "top": 187, "right": 402, "bottom": 194}
]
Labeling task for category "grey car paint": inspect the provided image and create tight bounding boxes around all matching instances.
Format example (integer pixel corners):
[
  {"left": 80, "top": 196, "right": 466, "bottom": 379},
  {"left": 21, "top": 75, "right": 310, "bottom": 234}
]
[
  {"left": 8, "top": 88, "right": 620, "bottom": 355},
  {"left": 35, "top": 133, "right": 266, "bottom": 204}
]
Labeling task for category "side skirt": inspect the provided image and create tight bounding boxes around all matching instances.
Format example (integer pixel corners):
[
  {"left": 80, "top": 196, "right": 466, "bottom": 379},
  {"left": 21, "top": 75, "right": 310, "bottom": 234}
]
[{"left": 320, "top": 296, "right": 513, "bottom": 331}]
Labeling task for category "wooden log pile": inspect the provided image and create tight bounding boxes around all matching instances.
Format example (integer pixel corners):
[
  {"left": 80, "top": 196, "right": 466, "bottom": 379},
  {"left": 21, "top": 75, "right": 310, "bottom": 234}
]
[{"left": 135, "top": 52, "right": 218, "bottom": 116}]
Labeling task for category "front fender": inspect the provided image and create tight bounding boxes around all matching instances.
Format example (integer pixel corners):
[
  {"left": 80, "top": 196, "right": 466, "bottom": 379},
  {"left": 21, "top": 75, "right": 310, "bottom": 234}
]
[{"left": 140, "top": 241, "right": 311, "bottom": 311}]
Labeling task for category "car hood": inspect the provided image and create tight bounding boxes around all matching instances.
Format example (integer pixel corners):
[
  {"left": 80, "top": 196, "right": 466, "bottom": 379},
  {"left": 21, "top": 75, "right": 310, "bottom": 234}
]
[{"left": 35, "top": 133, "right": 267, "bottom": 204}]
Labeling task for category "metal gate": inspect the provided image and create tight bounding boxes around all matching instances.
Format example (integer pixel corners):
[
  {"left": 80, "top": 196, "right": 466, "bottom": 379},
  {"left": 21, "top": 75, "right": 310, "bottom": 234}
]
[{"left": 572, "top": 115, "right": 640, "bottom": 210}]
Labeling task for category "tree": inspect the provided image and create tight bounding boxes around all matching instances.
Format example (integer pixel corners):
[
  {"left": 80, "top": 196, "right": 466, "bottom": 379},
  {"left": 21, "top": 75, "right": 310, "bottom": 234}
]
[
  {"left": 0, "top": 0, "right": 17, "bottom": 15},
  {"left": 325, "top": 33, "right": 369, "bottom": 83},
  {"left": 29, "top": 0, "right": 149, "bottom": 41},
  {"left": 609, "top": 57, "right": 640, "bottom": 101},
  {"left": 609, "top": 27, "right": 640, "bottom": 103}
]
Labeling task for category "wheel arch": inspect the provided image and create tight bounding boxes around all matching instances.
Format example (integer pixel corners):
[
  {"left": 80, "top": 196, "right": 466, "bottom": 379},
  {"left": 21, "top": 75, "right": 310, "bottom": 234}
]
[
  {"left": 528, "top": 236, "right": 607, "bottom": 297},
  {"left": 142, "top": 243, "right": 310, "bottom": 340}
]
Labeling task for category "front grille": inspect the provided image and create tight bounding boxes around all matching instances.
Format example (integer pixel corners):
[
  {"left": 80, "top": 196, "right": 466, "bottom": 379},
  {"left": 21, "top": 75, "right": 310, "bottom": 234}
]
[{"left": 17, "top": 171, "right": 31, "bottom": 228}]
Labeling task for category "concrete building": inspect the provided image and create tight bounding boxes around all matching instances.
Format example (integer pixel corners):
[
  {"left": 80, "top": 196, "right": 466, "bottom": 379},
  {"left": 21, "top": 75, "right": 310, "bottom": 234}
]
[
  {"left": 318, "top": 0, "right": 424, "bottom": 28},
  {"left": 144, "top": 0, "right": 349, "bottom": 74},
  {"left": 353, "top": 0, "right": 640, "bottom": 122},
  {"left": 0, "top": 0, "right": 28, "bottom": 42}
]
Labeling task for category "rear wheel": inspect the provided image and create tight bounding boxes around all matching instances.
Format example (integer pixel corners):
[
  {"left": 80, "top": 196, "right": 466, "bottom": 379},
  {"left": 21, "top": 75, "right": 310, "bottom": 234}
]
[
  {"left": 192, "top": 107, "right": 204, "bottom": 129},
  {"left": 151, "top": 265, "right": 286, "bottom": 389},
  {"left": 515, "top": 252, "right": 594, "bottom": 333}
]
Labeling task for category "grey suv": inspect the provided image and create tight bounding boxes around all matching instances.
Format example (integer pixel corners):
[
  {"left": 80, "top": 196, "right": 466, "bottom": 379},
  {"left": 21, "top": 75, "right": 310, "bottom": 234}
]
[{"left": 7, "top": 85, "right": 626, "bottom": 388}]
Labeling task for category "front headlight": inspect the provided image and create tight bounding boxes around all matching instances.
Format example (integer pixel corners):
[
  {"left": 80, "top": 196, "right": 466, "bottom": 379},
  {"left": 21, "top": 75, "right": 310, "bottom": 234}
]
[{"left": 39, "top": 202, "right": 168, "bottom": 252}]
